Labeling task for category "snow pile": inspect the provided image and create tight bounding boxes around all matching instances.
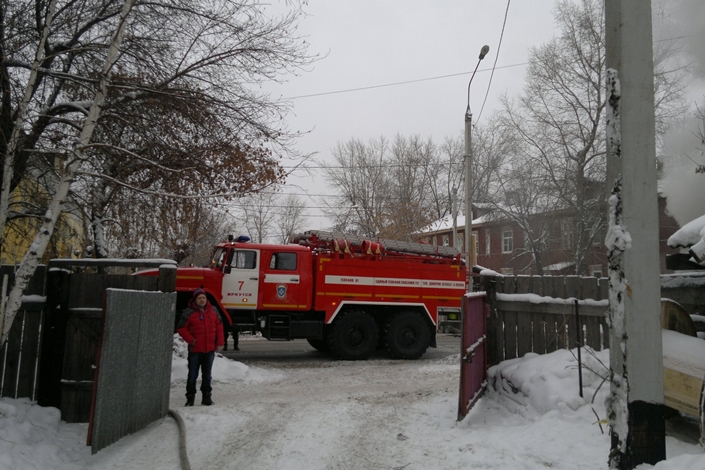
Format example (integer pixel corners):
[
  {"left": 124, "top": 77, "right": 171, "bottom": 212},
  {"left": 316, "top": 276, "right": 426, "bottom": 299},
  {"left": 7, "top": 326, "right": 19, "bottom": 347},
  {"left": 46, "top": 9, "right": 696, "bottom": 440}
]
[
  {"left": 668, "top": 213, "right": 705, "bottom": 248},
  {"left": 488, "top": 348, "right": 609, "bottom": 419},
  {"left": 0, "top": 398, "right": 87, "bottom": 470},
  {"left": 171, "top": 334, "right": 286, "bottom": 385}
]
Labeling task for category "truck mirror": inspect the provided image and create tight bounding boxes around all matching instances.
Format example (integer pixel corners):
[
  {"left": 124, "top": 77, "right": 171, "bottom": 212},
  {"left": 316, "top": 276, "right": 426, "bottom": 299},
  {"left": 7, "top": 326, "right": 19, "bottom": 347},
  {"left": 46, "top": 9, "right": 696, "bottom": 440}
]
[{"left": 224, "top": 266, "right": 232, "bottom": 274}]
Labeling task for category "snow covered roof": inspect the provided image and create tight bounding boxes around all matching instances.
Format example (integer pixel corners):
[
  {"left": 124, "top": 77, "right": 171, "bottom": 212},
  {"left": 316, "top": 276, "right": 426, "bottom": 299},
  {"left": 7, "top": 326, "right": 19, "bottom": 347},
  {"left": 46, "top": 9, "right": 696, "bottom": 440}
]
[
  {"left": 544, "top": 261, "right": 575, "bottom": 272},
  {"left": 668, "top": 213, "right": 705, "bottom": 248},
  {"left": 415, "top": 214, "right": 488, "bottom": 235}
]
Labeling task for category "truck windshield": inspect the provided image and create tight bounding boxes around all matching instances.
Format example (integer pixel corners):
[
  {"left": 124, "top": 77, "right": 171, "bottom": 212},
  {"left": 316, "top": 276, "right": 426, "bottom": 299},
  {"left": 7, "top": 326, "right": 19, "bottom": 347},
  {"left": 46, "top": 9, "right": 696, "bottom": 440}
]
[{"left": 210, "top": 248, "right": 227, "bottom": 269}]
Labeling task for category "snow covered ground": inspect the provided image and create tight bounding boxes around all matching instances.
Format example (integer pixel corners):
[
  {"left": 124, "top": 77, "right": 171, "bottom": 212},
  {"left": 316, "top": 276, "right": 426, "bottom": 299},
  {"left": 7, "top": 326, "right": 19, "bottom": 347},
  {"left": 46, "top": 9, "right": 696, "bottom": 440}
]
[{"left": 1, "top": 337, "right": 704, "bottom": 470}]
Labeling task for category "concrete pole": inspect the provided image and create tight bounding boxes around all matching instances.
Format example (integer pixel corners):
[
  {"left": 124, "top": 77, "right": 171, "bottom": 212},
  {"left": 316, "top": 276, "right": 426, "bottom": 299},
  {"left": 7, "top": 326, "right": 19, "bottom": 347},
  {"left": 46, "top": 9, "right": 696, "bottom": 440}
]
[
  {"left": 605, "top": 1, "right": 665, "bottom": 468},
  {"left": 464, "top": 110, "right": 473, "bottom": 292},
  {"left": 452, "top": 187, "right": 458, "bottom": 248},
  {"left": 463, "top": 45, "right": 488, "bottom": 292}
]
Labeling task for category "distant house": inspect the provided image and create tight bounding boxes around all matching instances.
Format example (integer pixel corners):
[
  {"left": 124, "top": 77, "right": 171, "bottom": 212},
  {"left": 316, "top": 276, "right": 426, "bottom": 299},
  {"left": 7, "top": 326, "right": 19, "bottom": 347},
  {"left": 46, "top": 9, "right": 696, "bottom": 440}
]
[
  {"left": 416, "top": 196, "right": 680, "bottom": 276},
  {"left": 1, "top": 178, "right": 83, "bottom": 264}
]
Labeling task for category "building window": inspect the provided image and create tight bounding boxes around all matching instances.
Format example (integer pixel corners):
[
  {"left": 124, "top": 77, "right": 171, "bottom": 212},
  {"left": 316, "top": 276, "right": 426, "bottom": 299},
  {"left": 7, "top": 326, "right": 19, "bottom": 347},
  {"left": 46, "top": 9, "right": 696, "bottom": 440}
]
[
  {"left": 442, "top": 235, "right": 449, "bottom": 247},
  {"left": 561, "top": 219, "right": 573, "bottom": 249},
  {"left": 485, "top": 232, "right": 491, "bottom": 255},
  {"left": 456, "top": 234, "right": 464, "bottom": 249},
  {"left": 502, "top": 229, "right": 513, "bottom": 253},
  {"left": 589, "top": 264, "right": 603, "bottom": 278}
]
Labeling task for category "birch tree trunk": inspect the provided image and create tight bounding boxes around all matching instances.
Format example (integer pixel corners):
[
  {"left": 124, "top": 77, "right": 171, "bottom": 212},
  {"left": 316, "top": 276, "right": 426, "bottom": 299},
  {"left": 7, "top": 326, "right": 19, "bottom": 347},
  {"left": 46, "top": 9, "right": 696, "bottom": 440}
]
[
  {"left": 0, "top": 0, "right": 136, "bottom": 344},
  {"left": 0, "top": 0, "right": 57, "bottom": 238}
]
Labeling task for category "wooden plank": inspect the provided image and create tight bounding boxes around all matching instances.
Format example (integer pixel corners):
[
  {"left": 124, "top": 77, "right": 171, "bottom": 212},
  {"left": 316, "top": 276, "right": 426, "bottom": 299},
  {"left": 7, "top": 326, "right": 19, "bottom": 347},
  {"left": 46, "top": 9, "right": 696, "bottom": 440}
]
[
  {"left": 549, "top": 276, "right": 565, "bottom": 298},
  {"left": 60, "top": 381, "right": 94, "bottom": 423},
  {"left": 493, "top": 276, "right": 505, "bottom": 294},
  {"left": 567, "top": 303, "right": 579, "bottom": 350},
  {"left": 516, "top": 312, "right": 533, "bottom": 357},
  {"left": 600, "top": 317, "right": 610, "bottom": 350},
  {"left": 503, "top": 276, "right": 516, "bottom": 294},
  {"left": 581, "top": 277, "right": 599, "bottom": 300},
  {"left": 565, "top": 276, "right": 580, "bottom": 299},
  {"left": 541, "top": 276, "right": 552, "bottom": 297},
  {"left": 516, "top": 275, "right": 531, "bottom": 294},
  {"left": 556, "top": 312, "right": 568, "bottom": 350},
  {"left": 598, "top": 277, "right": 609, "bottom": 301},
  {"left": 486, "top": 309, "right": 499, "bottom": 366},
  {"left": 37, "top": 270, "right": 71, "bottom": 409},
  {"left": 584, "top": 316, "right": 602, "bottom": 350},
  {"left": 1, "top": 310, "right": 24, "bottom": 398},
  {"left": 504, "top": 311, "right": 518, "bottom": 360},
  {"left": 545, "top": 313, "right": 559, "bottom": 353},
  {"left": 531, "top": 276, "right": 543, "bottom": 296},
  {"left": 532, "top": 312, "right": 547, "bottom": 355},
  {"left": 662, "top": 367, "right": 702, "bottom": 418},
  {"left": 495, "top": 310, "right": 506, "bottom": 364},
  {"left": 494, "top": 300, "right": 607, "bottom": 317},
  {"left": 16, "top": 310, "right": 42, "bottom": 399}
]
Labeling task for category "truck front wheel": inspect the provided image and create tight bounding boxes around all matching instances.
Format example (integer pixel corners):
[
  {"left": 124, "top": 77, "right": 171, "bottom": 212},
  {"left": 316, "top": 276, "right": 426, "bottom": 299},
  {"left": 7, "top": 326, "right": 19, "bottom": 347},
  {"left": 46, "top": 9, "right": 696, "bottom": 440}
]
[
  {"left": 327, "top": 311, "right": 378, "bottom": 360},
  {"left": 384, "top": 312, "right": 431, "bottom": 359}
]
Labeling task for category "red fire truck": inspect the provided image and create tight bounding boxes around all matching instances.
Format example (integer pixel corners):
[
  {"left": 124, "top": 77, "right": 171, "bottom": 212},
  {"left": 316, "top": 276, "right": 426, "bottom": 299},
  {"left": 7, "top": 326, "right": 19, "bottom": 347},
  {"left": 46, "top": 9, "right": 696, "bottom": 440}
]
[{"left": 141, "top": 230, "right": 466, "bottom": 360}]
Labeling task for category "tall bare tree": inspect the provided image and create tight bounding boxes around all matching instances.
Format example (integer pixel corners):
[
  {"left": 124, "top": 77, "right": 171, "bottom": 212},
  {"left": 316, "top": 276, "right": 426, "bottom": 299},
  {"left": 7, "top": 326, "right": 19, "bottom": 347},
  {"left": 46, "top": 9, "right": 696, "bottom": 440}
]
[
  {"left": 0, "top": 0, "right": 314, "bottom": 342},
  {"left": 1, "top": 0, "right": 137, "bottom": 343},
  {"left": 242, "top": 191, "right": 277, "bottom": 243},
  {"left": 320, "top": 137, "right": 390, "bottom": 237},
  {"left": 1, "top": 0, "right": 313, "bottom": 257},
  {"left": 494, "top": 0, "right": 686, "bottom": 275},
  {"left": 274, "top": 193, "right": 307, "bottom": 244}
]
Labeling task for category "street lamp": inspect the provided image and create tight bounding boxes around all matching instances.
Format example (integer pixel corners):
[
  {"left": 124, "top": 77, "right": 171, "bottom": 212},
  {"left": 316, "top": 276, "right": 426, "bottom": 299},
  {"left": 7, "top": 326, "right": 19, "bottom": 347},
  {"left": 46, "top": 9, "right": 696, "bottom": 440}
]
[{"left": 465, "top": 45, "right": 489, "bottom": 291}]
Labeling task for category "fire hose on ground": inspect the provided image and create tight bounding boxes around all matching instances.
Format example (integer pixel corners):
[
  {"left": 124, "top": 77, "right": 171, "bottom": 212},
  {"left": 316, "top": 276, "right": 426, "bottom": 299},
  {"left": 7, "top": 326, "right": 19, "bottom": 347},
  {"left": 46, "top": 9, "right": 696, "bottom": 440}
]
[{"left": 168, "top": 409, "right": 192, "bottom": 470}]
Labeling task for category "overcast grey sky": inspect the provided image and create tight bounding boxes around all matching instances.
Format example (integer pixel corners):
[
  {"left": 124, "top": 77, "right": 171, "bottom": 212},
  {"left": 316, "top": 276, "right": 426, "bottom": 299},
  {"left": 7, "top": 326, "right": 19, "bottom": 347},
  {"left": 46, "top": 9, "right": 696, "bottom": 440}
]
[{"left": 259, "top": 0, "right": 705, "bottom": 230}]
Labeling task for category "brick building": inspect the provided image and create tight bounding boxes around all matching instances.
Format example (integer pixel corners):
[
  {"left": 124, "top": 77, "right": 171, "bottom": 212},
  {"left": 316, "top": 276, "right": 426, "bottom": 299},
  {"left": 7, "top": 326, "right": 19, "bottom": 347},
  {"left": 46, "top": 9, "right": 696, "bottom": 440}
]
[{"left": 416, "top": 196, "right": 680, "bottom": 276}]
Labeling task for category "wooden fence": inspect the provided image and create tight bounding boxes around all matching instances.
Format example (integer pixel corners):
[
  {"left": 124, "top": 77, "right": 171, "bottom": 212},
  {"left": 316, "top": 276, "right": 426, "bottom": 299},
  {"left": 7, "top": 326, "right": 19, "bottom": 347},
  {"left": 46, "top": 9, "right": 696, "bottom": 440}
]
[
  {"left": 38, "top": 261, "right": 176, "bottom": 422},
  {"left": 0, "top": 265, "right": 47, "bottom": 400},
  {"left": 480, "top": 274, "right": 610, "bottom": 366}
]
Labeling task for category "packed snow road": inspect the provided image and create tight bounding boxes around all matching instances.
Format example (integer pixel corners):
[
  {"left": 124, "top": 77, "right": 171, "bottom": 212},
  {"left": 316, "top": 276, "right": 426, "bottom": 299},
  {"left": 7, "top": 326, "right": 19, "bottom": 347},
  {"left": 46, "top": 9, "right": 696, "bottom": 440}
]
[
  {"left": 80, "top": 335, "right": 704, "bottom": 470},
  {"left": 88, "top": 335, "right": 473, "bottom": 470}
]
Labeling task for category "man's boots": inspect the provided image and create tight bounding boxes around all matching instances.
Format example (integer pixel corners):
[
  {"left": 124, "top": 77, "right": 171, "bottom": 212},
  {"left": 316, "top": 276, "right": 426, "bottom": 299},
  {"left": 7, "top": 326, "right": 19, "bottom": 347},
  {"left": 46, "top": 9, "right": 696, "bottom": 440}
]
[
  {"left": 185, "top": 394, "right": 195, "bottom": 407},
  {"left": 202, "top": 393, "right": 213, "bottom": 406}
]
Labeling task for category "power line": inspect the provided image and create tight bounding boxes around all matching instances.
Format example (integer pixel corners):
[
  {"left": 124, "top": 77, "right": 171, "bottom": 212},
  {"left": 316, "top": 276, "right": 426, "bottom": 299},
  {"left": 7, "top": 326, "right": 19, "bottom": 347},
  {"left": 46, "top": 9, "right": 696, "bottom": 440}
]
[
  {"left": 284, "top": 33, "right": 704, "bottom": 102},
  {"left": 285, "top": 62, "right": 529, "bottom": 100},
  {"left": 477, "top": 0, "right": 511, "bottom": 124}
]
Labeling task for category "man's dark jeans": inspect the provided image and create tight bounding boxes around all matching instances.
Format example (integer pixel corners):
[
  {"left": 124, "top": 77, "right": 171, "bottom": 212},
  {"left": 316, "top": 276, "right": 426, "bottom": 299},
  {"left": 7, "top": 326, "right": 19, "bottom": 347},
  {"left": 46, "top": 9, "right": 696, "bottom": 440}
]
[{"left": 186, "top": 351, "right": 215, "bottom": 395}]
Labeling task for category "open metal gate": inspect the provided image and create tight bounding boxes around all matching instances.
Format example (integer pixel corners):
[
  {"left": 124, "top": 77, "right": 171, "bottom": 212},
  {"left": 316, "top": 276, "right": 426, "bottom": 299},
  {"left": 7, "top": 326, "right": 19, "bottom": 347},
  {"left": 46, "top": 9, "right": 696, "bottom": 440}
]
[{"left": 458, "top": 292, "right": 488, "bottom": 420}]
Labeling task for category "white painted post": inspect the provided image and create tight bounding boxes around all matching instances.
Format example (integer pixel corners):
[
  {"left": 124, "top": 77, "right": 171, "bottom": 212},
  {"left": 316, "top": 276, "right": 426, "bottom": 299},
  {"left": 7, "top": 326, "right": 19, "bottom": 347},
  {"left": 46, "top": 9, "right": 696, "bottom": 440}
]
[{"left": 605, "top": 1, "right": 665, "bottom": 469}]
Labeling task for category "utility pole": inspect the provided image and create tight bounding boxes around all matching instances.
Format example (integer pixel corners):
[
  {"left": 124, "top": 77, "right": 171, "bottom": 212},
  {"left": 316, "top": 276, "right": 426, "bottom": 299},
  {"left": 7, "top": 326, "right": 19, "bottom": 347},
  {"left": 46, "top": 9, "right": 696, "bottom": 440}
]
[
  {"left": 605, "top": 2, "right": 665, "bottom": 469},
  {"left": 452, "top": 187, "right": 458, "bottom": 248},
  {"left": 465, "top": 45, "right": 489, "bottom": 292}
]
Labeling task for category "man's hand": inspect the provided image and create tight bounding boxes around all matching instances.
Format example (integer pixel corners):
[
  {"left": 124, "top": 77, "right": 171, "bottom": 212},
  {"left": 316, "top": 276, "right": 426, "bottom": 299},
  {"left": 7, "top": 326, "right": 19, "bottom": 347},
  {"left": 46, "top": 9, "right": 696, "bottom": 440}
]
[{"left": 216, "top": 346, "right": 223, "bottom": 353}]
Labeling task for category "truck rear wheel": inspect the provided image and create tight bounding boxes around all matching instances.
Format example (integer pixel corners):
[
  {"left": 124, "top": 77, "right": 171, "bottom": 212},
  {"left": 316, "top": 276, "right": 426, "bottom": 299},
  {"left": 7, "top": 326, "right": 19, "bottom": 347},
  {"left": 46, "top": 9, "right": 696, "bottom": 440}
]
[
  {"left": 327, "top": 311, "right": 378, "bottom": 360},
  {"left": 384, "top": 312, "right": 430, "bottom": 359}
]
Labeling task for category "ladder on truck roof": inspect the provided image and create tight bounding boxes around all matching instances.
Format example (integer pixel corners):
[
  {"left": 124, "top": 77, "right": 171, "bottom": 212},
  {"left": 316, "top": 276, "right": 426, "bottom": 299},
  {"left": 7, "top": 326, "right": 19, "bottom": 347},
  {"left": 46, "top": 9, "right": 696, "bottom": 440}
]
[{"left": 293, "top": 230, "right": 462, "bottom": 258}]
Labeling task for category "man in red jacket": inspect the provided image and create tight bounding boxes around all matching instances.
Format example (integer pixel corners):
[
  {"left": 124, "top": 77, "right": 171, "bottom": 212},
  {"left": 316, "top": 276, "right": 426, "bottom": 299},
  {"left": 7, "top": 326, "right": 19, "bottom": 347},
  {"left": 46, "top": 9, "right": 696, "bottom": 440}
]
[{"left": 177, "top": 289, "right": 224, "bottom": 406}]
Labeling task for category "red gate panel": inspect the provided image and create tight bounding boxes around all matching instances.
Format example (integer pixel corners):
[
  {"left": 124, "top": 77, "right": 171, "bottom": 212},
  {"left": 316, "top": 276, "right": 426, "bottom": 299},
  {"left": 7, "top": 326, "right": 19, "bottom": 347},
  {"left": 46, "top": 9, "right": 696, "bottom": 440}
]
[{"left": 458, "top": 292, "right": 488, "bottom": 420}]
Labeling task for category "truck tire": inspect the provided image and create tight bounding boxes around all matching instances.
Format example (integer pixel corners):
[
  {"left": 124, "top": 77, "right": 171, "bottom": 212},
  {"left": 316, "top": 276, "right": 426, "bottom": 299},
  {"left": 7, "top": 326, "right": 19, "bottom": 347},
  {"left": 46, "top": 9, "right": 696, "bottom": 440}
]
[
  {"left": 384, "top": 312, "right": 431, "bottom": 359},
  {"left": 327, "top": 311, "right": 379, "bottom": 360},
  {"left": 307, "top": 338, "right": 330, "bottom": 353}
]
